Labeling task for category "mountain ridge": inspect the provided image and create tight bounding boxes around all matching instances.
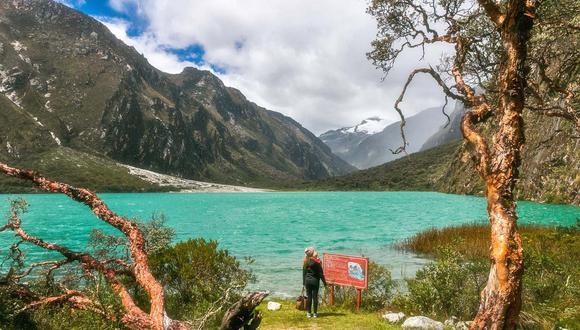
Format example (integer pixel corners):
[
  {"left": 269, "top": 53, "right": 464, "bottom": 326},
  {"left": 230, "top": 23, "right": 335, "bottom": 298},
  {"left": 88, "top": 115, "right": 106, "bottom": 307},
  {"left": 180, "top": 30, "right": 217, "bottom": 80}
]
[
  {"left": 0, "top": 0, "right": 354, "bottom": 188},
  {"left": 320, "top": 107, "right": 452, "bottom": 169}
]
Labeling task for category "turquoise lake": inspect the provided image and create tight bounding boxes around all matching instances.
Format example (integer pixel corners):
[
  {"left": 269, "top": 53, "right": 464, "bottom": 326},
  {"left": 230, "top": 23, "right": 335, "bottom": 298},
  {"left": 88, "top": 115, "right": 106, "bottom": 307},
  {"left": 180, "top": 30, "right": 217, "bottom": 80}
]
[{"left": 0, "top": 192, "right": 578, "bottom": 297}]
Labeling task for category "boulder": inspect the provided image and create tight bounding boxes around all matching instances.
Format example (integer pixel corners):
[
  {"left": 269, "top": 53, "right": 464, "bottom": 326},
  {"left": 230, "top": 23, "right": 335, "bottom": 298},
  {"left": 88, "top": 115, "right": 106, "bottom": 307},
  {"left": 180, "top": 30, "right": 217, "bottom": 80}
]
[
  {"left": 402, "top": 316, "right": 444, "bottom": 330},
  {"left": 444, "top": 316, "right": 458, "bottom": 327},
  {"left": 266, "top": 301, "right": 281, "bottom": 311},
  {"left": 382, "top": 312, "right": 406, "bottom": 323},
  {"left": 453, "top": 322, "right": 470, "bottom": 330}
]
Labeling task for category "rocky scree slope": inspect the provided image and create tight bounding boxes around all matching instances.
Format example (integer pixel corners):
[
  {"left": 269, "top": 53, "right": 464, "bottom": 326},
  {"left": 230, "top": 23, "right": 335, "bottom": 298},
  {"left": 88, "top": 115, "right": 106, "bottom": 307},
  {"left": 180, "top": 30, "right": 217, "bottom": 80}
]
[{"left": 0, "top": 0, "right": 353, "bottom": 189}]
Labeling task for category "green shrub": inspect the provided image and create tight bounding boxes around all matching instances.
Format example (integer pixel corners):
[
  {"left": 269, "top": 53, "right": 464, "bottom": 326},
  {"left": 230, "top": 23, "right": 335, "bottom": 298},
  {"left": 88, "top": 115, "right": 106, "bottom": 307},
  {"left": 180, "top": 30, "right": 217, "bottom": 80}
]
[
  {"left": 391, "top": 246, "right": 487, "bottom": 320},
  {"left": 394, "top": 223, "right": 580, "bottom": 327},
  {"left": 148, "top": 239, "right": 254, "bottom": 326},
  {"left": 325, "top": 261, "right": 395, "bottom": 311}
]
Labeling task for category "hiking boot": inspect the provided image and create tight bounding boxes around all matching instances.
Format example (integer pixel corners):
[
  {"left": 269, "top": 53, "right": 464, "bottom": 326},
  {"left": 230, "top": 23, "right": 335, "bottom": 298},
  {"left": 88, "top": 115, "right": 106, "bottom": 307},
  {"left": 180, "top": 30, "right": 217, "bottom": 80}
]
[
  {"left": 313, "top": 313, "right": 318, "bottom": 318},
  {"left": 306, "top": 313, "right": 312, "bottom": 318}
]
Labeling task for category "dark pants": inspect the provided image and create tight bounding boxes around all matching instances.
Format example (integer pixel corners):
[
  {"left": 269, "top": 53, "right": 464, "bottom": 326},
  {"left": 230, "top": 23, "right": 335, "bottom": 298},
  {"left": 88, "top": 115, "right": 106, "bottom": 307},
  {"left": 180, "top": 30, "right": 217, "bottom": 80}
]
[{"left": 305, "top": 283, "right": 320, "bottom": 314}]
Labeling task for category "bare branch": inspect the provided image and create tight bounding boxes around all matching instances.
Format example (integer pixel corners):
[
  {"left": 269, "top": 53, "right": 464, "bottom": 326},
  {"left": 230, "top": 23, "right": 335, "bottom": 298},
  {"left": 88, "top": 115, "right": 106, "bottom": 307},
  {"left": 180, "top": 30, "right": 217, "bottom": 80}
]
[
  {"left": 0, "top": 163, "right": 167, "bottom": 329},
  {"left": 442, "top": 95, "right": 451, "bottom": 128},
  {"left": 391, "top": 67, "right": 465, "bottom": 154}
]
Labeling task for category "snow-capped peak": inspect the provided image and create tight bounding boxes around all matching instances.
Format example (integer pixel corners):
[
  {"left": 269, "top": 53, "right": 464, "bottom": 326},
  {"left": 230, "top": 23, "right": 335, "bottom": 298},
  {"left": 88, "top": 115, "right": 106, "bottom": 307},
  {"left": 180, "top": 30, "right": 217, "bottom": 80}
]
[{"left": 345, "top": 117, "right": 386, "bottom": 135}]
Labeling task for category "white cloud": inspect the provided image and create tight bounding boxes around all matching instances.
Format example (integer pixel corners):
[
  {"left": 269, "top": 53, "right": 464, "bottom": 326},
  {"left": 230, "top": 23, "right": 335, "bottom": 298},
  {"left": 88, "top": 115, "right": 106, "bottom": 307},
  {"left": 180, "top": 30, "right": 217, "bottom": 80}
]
[
  {"left": 55, "top": 0, "right": 86, "bottom": 7},
  {"left": 98, "top": 17, "right": 198, "bottom": 74},
  {"left": 103, "top": 0, "right": 451, "bottom": 134}
]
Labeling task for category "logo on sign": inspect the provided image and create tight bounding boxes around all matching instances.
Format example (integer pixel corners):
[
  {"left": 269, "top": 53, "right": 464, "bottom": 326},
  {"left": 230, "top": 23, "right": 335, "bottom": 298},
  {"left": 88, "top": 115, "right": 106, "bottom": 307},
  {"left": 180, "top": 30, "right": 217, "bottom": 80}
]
[{"left": 348, "top": 262, "right": 365, "bottom": 280}]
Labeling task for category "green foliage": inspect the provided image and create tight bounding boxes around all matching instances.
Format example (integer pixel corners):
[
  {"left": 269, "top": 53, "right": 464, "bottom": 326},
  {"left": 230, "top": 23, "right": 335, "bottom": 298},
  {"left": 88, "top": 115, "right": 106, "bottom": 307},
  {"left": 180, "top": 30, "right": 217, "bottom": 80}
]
[
  {"left": 89, "top": 212, "right": 176, "bottom": 259},
  {"left": 325, "top": 261, "right": 395, "bottom": 311},
  {"left": 0, "top": 148, "right": 170, "bottom": 193},
  {"left": 396, "top": 223, "right": 580, "bottom": 327},
  {"left": 300, "top": 141, "right": 462, "bottom": 192},
  {"left": 519, "top": 224, "right": 580, "bottom": 328},
  {"left": 391, "top": 246, "right": 487, "bottom": 320},
  {"left": 148, "top": 239, "right": 254, "bottom": 326}
]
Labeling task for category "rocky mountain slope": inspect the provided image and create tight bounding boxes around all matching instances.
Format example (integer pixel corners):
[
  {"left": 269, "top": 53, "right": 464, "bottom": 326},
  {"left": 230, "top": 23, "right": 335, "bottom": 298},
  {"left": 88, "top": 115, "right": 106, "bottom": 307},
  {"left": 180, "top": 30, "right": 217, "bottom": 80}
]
[
  {"left": 320, "top": 107, "right": 450, "bottom": 169},
  {"left": 0, "top": 0, "right": 353, "bottom": 189},
  {"left": 306, "top": 111, "right": 579, "bottom": 205},
  {"left": 420, "top": 101, "right": 465, "bottom": 151},
  {"left": 319, "top": 117, "right": 387, "bottom": 163}
]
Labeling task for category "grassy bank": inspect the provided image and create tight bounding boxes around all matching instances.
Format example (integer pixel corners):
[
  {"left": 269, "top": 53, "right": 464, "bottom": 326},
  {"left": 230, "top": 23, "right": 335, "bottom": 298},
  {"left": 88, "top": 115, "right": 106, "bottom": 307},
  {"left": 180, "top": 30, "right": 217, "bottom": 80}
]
[
  {"left": 393, "top": 223, "right": 565, "bottom": 259},
  {"left": 258, "top": 300, "right": 398, "bottom": 330},
  {"left": 394, "top": 223, "right": 580, "bottom": 328},
  {"left": 0, "top": 147, "right": 168, "bottom": 193}
]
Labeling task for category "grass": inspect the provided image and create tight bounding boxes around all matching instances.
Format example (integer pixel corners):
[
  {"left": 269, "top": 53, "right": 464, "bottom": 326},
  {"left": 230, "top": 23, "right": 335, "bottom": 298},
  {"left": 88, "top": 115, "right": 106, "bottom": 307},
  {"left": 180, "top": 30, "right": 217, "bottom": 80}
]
[
  {"left": 394, "top": 223, "right": 580, "bottom": 328},
  {"left": 393, "top": 223, "right": 558, "bottom": 260},
  {"left": 0, "top": 147, "right": 173, "bottom": 193},
  {"left": 257, "top": 300, "right": 400, "bottom": 330}
]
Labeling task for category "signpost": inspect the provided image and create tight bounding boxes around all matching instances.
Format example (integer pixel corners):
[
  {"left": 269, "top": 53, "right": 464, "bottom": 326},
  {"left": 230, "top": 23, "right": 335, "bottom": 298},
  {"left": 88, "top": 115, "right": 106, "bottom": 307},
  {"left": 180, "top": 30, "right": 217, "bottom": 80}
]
[{"left": 323, "top": 253, "right": 369, "bottom": 310}]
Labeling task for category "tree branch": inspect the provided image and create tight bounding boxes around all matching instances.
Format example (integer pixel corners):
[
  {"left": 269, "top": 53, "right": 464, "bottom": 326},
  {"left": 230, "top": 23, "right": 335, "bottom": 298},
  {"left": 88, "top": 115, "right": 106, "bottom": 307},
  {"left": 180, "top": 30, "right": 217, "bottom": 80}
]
[
  {"left": 391, "top": 67, "right": 465, "bottom": 154},
  {"left": 477, "top": 0, "right": 505, "bottom": 26},
  {"left": 0, "top": 163, "right": 167, "bottom": 329}
]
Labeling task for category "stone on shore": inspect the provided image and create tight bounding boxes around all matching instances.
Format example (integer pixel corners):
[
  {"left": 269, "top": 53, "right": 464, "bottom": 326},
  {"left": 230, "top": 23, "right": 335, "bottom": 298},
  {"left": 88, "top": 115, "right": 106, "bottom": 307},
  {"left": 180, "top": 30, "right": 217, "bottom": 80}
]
[
  {"left": 382, "top": 311, "right": 406, "bottom": 323},
  {"left": 402, "top": 316, "right": 444, "bottom": 330},
  {"left": 266, "top": 301, "right": 282, "bottom": 311}
]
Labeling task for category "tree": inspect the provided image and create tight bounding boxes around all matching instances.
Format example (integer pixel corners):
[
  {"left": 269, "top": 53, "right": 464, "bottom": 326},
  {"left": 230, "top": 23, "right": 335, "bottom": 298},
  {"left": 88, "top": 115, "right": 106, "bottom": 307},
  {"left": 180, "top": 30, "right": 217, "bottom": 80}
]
[
  {"left": 0, "top": 163, "right": 267, "bottom": 330},
  {"left": 367, "top": 0, "right": 577, "bottom": 328}
]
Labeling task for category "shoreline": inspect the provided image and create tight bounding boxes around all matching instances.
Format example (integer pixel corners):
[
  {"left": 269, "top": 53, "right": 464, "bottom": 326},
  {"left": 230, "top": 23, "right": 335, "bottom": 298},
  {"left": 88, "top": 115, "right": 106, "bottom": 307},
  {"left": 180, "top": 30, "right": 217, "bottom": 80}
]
[{"left": 120, "top": 164, "right": 273, "bottom": 193}]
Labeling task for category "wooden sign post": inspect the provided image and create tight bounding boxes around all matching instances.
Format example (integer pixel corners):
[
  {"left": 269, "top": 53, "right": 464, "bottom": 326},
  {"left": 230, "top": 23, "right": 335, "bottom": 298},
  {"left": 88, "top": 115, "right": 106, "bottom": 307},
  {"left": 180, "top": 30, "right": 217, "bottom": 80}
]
[{"left": 323, "top": 253, "right": 369, "bottom": 310}]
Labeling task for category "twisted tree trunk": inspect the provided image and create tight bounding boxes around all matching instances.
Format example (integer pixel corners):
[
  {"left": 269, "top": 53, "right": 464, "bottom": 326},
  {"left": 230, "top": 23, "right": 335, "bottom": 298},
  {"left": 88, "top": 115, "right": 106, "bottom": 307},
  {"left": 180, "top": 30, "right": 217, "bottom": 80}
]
[{"left": 469, "top": 1, "right": 535, "bottom": 329}]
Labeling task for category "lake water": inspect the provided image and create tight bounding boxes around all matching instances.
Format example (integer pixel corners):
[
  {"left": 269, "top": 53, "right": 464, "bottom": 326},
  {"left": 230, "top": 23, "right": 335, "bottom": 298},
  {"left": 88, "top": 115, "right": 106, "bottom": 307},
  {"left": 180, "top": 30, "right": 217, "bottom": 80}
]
[{"left": 0, "top": 192, "right": 578, "bottom": 297}]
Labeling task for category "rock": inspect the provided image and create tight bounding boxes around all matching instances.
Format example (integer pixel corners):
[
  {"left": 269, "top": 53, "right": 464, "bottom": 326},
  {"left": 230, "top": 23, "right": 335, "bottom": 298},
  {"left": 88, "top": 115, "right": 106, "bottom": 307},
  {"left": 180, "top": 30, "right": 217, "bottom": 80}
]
[
  {"left": 266, "top": 301, "right": 281, "bottom": 311},
  {"left": 453, "top": 321, "right": 469, "bottom": 330},
  {"left": 444, "top": 316, "right": 458, "bottom": 327},
  {"left": 402, "top": 316, "right": 444, "bottom": 330},
  {"left": 382, "top": 312, "right": 405, "bottom": 323}
]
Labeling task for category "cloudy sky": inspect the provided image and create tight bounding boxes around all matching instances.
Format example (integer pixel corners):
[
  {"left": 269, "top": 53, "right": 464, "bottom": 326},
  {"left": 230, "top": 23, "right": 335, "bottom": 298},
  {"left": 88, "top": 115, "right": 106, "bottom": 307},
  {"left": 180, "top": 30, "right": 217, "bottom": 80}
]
[{"left": 60, "top": 0, "right": 449, "bottom": 135}]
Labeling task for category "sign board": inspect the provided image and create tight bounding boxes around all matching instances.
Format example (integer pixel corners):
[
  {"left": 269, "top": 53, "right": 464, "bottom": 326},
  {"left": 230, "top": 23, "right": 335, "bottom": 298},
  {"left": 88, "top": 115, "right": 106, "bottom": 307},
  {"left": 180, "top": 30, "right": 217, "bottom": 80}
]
[{"left": 323, "top": 253, "right": 369, "bottom": 289}]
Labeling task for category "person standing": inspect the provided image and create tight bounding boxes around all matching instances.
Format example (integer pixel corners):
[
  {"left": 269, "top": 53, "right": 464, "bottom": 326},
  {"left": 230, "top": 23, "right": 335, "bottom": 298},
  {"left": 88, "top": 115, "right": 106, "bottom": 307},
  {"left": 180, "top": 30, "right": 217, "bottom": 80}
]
[{"left": 303, "top": 247, "right": 327, "bottom": 318}]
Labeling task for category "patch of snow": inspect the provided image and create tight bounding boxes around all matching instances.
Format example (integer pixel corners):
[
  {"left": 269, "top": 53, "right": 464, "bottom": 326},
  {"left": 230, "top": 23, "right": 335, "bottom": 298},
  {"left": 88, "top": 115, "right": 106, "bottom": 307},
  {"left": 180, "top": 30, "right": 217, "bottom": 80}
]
[
  {"left": 126, "top": 64, "right": 133, "bottom": 71},
  {"left": 32, "top": 117, "right": 44, "bottom": 127},
  {"left": 343, "top": 117, "right": 387, "bottom": 135},
  {"left": 50, "top": 132, "right": 61, "bottom": 146},
  {"left": 44, "top": 100, "right": 53, "bottom": 112},
  {"left": 6, "top": 91, "right": 22, "bottom": 108},
  {"left": 355, "top": 117, "right": 387, "bottom": 134},
  {"left": 44, "top": 93, "right": 51, "bottom": 98},
  {"left": 18, "top": 54, "right": 31, "bottom": 64},
  {"left": 10, "top": 41, "right": 27, "bottom": 52},
  {"left": 6, "top": 142, "right": 13, "bottom": 154}
]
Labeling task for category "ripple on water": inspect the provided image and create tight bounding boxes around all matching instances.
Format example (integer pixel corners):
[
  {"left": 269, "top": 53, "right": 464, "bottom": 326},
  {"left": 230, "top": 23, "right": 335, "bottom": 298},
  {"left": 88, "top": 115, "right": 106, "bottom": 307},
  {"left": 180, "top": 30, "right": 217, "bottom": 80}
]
[{"left": 0, "top": 192, "right": 578, "bottom": 296}]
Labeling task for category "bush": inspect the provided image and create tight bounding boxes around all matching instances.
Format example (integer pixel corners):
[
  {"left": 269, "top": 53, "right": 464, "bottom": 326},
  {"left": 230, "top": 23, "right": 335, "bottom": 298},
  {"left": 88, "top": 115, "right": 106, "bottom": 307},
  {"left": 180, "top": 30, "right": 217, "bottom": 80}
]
[
  {"left": 391, "top": 246, "right": 487, "bottom": 320},
  {"left": 393, "top": 223, "right": 580, "bottom": 327},
  {"left": 325, "top": 261, "right": 395, "bottom": 311},
  {"left": 1, "top": 213, "right": 253, "bottom": 330},
  {"left": 148, "top": 239, "right": 254, "bottom": 327}
]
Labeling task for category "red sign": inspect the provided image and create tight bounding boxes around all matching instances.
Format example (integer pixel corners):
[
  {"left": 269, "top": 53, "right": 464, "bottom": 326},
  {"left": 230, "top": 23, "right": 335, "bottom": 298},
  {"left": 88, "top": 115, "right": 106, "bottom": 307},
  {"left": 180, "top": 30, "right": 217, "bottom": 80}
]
[{"left": 323, "top": 253, "right": 369, "bottom": 289}]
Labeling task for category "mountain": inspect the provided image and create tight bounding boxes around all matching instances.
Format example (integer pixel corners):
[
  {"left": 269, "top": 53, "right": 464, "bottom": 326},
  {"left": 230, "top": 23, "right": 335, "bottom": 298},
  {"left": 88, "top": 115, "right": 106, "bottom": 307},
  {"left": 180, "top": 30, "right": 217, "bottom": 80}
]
[
  {"left": 304, "top": 111, "right": 579, "bottom": 205},
  {"left": 319, "top": 117, "right": 387, "bottom": 161},
  {"left": 320, "top": 107, "right": 449, "bottom": 169},
  {"left": 0, "top": 0, "right": 353, "bottom": 189},
  {"left": 420, "top": 101, "right": 465, "bottom": 151}
]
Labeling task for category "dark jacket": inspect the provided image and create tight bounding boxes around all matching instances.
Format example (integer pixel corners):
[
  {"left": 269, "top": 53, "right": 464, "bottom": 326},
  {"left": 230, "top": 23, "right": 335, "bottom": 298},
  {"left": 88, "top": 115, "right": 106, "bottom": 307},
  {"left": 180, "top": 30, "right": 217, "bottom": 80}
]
[{"left": 303, "top": 257, "right": 327, "bottom": 287}]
